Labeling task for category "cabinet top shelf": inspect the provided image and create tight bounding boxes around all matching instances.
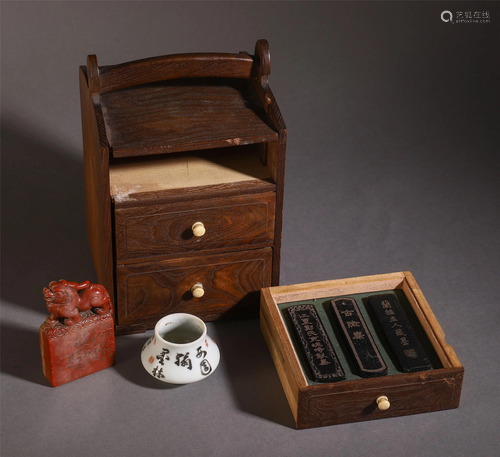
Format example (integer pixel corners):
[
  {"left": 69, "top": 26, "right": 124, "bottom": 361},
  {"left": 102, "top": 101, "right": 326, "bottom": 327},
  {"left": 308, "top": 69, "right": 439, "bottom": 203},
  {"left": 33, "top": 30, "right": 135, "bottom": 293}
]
[{"left": 100, "top": 78, "right": 278, "bottom": 158}]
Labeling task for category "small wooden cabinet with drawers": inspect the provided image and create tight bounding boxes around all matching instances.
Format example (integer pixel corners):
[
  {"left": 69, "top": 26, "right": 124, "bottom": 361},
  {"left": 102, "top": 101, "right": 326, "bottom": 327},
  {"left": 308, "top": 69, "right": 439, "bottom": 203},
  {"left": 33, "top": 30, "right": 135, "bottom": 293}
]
[{"left": 79, "top": 40, "right": 286, "bottom": 334}]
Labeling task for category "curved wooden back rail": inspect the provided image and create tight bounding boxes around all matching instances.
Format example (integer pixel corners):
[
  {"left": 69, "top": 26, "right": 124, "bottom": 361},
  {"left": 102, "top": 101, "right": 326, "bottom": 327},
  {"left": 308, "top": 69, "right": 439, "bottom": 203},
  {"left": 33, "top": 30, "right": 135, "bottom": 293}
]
[{"left": 88, "top": 39, "right": 271, "bottom": 94}]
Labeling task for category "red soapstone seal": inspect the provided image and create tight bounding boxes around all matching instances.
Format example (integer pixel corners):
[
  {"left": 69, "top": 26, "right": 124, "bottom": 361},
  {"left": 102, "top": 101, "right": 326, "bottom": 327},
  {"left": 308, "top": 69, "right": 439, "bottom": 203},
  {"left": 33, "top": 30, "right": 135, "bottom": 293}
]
[{"left": 39, "top": 280, "right": 115, "bottom": 387}]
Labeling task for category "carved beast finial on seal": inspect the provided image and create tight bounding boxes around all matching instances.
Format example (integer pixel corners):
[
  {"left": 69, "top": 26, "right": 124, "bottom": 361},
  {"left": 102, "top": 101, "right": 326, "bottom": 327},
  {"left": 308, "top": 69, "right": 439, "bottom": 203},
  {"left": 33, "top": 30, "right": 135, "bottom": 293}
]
[{"left": 43, "top": 279, "right": 112, "bottom": 326}]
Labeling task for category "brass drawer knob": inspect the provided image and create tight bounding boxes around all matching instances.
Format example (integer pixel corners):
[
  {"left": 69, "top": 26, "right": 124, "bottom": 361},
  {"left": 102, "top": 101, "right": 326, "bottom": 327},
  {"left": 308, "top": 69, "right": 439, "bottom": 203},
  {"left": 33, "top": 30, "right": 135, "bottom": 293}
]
[
  {"left": 191, "top": 283, "right": 205, "bottom": 298},
  {"left": 192, "top": 222, "right": 206, "bottom": 237},
  {"left": 377, "top": 396, "right": 390, "bottom": 411}
]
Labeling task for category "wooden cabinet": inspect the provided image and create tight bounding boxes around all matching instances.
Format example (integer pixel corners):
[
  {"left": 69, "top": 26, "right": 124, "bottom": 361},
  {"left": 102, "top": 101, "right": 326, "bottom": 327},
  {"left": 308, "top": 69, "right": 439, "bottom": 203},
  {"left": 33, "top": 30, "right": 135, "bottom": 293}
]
[
  {"left": 260, "top": 272, "right": 464, "bottom": 429},
  {"left": 80, "top": 40, "right": 286, "bottom": 334}
]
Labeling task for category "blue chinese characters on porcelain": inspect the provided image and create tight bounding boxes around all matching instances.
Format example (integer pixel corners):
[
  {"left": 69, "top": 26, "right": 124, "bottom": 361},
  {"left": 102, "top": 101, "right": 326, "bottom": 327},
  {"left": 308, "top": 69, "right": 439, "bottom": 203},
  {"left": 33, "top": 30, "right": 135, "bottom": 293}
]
[{"left": 141, "top": 313, "right": 220, "bottom": 384}]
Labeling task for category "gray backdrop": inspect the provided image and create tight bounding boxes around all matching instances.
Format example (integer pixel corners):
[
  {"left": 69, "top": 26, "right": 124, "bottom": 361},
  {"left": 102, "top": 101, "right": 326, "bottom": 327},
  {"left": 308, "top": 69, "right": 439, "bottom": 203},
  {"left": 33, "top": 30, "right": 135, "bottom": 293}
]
[{"left": 2, "top": 2, "right": 499, "bottom": 456}]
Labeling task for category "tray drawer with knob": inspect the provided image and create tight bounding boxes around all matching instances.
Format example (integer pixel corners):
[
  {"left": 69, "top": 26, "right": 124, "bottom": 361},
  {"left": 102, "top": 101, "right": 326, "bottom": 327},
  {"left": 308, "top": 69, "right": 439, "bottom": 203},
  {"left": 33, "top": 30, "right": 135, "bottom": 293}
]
[{"left": 114, "top": 192, "right": 276, "bottom": 261}]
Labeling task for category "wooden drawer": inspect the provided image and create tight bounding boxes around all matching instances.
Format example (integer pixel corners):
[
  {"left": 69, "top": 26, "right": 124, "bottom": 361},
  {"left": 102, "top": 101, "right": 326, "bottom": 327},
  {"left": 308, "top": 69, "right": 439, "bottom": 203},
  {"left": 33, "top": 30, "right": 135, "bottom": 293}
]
[
  {"left": 114, "top": 193, "right": 275, "bottom": 260},
  {"left": 116, "top": 247, "right": 272, "bottom": 328}
]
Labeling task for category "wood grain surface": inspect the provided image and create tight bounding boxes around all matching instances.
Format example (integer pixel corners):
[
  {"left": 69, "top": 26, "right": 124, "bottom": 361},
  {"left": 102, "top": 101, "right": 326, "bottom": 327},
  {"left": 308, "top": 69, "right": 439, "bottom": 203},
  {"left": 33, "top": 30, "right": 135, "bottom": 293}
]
[
  {"left": 98, "top": 52, "right": 257, "bottom": 93},
  {"left": 116, "top": 248, "right": 272, "bottom": 328},
  {"left": 114, "top": 192, "right": 275, "bottom": 260},
  {"left": 260, "top": 272, "right": 464, "bottom": 429},
  {"left": 299, "top": 368, "right": 463, "bottom": 429},
  {"left": 79, "top": 66, "right": 115, "bottom": 304},
  {"left": 100, "top": 78, "right": 278, "bottom": 157},
  {"left": 81, "top": 40, "right": 286, "bottom": 333},
  {"left": 109, "top": 144, "right": 274, "bottom": 203}
]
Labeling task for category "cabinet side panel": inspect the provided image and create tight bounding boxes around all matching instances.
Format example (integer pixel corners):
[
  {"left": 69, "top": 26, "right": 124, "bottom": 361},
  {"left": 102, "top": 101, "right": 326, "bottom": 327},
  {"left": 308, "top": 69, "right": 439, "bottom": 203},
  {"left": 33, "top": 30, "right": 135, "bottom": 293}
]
[{"left": 79, "top": 66, "right": 114, "bottom": 303}]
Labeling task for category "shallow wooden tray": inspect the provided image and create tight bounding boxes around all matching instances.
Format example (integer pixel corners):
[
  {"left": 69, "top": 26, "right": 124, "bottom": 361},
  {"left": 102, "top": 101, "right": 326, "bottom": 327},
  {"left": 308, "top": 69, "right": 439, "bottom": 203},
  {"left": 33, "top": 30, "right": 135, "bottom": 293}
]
[
  {"left": 100, "top": 78, "right": 278, "bottom": 157},
  {"left": 260, "top": 271, "right": 464, "bottom": 429}
]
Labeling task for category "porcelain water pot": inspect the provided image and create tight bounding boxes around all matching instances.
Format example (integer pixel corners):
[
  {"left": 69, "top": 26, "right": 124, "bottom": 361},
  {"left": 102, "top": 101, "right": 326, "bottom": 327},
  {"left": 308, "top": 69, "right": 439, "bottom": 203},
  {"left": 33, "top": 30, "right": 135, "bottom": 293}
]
[{"left": 141, "top": 313, "right": 220, "bottom": 384}]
